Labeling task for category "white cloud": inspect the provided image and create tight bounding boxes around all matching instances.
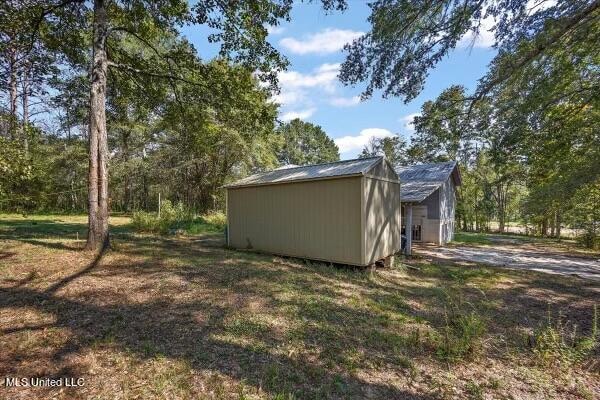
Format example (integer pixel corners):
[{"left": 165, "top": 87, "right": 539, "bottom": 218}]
[
  {"left": 458, "top": 2, "right": 556, "bottom": 49},
  {"left": 270, "top": 90, "right": 305, "bottom": 106},
  {"left": 400, "top": 113, "right": 420, "bottom": 132},
  {"left": 267, "top": 25, "right": 285, "bottom": 35},
  {"left": 281, "top": 108, "right": 316, "bottom": 122},
  {"left": 458, "top": 16, "right": 496, "bottom": 48},
  {"left": 279, "top": 28, "right": 364, "bottom": 55},
  {"left": 334, "top": 128, "right": 394, "bottom": 154},
  {"left": 526, "top": 0, "right": 557, "bottom": 13},
  {"left": 271, "top": 63, "right": 341, "bottom": 107},
  {"left": 329, "top": 96, "right": 361, "bottom": 107},
  {"left": 279, "top": 63, "right": 340, "bottom": 91}
]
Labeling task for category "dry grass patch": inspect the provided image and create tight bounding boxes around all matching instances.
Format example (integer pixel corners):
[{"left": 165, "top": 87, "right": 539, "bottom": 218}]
[{"left": 0, "top": 214, "right": 598, "bottom": 399}]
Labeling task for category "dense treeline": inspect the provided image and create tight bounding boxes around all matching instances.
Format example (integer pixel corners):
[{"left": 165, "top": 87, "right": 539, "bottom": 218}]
[
  {"left": 1, "top": 0, "right": 598, "bottom": 248},
  {"left": 0, "top": 15, "right": 341, "bottom": 213},
  {"left": 0, "top": 0, "right": 346, "bottom": 250},
  {"left": 0, "top": 104, "right": 338, "bottom": 214}
]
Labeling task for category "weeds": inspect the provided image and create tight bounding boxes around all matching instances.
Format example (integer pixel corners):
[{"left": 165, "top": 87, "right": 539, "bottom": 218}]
[
  {"left": 132, "top": 200, "right": 193, "bottom": 234},
  {"left": 530, "top": 305, "right": 598, "bottom": 368},
  {"left": 436, "top": 311, "right": 486, "bottom": 362},
  {"left": 132, "top": 201, "right": 225, "bottom": 235},
  {"left": 465, "top": 380, "right": 484, "bottom": 400},
  {"left": 201, "top": 210, "right": 227, "bottom": 229},
  {"left": 433, "top": 292, "right": 487, "bottom": 362}
]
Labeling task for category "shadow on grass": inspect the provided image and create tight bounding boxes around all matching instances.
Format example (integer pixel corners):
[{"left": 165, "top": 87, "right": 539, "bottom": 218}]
[
  {"left": 0, "top": 271, "right": 435, "bottom": 399},
  {"left": 1, "top": 217, "right": 598, "bottom": 398},
  {"left": 0, "top": 217, "right": 134, "bottom": 251}
]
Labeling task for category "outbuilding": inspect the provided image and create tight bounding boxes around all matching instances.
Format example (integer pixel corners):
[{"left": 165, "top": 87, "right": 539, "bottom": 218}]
[
  {"left": 397, "top": 161, "right": 461, "bottom": 254},
  {"left": 224, "top": 156, "right": 402, "bottom": 266}
]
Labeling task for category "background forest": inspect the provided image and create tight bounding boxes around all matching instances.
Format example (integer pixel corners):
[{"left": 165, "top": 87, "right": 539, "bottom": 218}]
[{"left": 1, "top": 0, "right": 598, "bottom": 248}]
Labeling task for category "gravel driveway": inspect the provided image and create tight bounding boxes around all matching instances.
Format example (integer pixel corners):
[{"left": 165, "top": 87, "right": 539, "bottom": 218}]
[{"left": 416, "top": 244, "right": 600, "bottom": 281}]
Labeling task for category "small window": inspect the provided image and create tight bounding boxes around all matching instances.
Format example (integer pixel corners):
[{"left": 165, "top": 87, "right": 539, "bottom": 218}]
[
  {"left": 402, "top": 225, "right": 422, "bottom": 241},
  {"left": 412, "top": 225, "right": 422, "bottom": 241}
]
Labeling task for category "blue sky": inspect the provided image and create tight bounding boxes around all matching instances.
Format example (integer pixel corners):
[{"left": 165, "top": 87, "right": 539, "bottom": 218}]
[{"left": 181, "top": 2, "right": 497, "bottom": 160}]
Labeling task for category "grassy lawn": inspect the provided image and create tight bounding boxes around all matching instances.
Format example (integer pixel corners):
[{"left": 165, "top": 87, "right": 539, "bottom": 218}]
[
  {"left": 451, "top": 231, "right": 565, "bottom": 246},
  {"left": 452, "top": 232, "right": 494, "bottom": 245},
  {"left": 452, "top": 231, "right": 600, "bottom": 258},
  {"left": 1, "top": 215, "right": 598, "bottom": 399}
]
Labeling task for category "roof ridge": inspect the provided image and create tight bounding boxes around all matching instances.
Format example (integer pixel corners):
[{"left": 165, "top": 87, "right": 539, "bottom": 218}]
[
  {"left": 396, "top": 160, "right": 456, "bottom": 170},
  {"left": 270, "top": 155, "right": 382, "bottom": 173},
  {"left": 224, "top": 156, "right": 388, "bottom": 188}
]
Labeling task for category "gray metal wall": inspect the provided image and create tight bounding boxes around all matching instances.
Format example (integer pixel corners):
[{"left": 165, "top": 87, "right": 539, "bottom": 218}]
[
  {"left": 403, "top": 176, "right": 457, "bottom": 245},
  {"left": 438, "top": 177, "right": 456, "bottom": 243},
  {"left": 421, "top": 188, "right": 440, "bottom": 219}
]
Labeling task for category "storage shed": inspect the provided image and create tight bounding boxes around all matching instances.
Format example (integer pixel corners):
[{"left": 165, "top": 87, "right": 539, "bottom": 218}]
[
  {"left": 224, "top": 156, "right": 402, "bottom": 266},
  {"left": 396, "top": 161, "right": 461, "bottom": 254}
]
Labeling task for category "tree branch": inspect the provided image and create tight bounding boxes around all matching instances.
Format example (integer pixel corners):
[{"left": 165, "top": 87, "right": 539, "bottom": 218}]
[
  {"left": 106, "top": 61, "right": 203, "bottom": 87},
  {"left": 470, "top": 0, "right": 600, "bottom": 111}
]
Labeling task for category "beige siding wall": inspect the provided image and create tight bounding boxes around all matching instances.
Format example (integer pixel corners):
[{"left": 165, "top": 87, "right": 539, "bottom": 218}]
[
  {"left": 367, "top": 158, "right": 398, "bottom": 182},
  {"left": 227, "top": 177, "right": 363, "bottom": 265},
  {"left": 363, "top": 177, "right": 402, "bottom": 265}
]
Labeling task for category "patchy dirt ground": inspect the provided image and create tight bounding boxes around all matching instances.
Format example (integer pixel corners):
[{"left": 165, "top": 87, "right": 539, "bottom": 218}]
[{"left": 1, "top": 215, "right": 599, "bottom": 399}]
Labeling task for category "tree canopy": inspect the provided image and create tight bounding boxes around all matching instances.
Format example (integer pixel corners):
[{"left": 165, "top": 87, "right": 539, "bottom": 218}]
[
  {"left": 276, "top": 118, "right": 340, "bottom": 166},
  {"left": 339, "top": 0, "right": 598, "bottom": 103},
  {"left": 359, "top": 136, "right": 407, "bottom": 168}
]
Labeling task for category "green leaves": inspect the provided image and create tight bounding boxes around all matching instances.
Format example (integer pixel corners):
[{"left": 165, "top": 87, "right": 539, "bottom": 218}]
[
  {"left": 339, "top": 0, "right": 596, "bottom": 102},
  {"left": 359, "top": 136, "right": 407, "bottom": 168},
  {"left": 275, "top": 119, "right": 340, "bottom": 166},
  {"left": 340, "top": 0, "right": 481, "bottom": 101}
]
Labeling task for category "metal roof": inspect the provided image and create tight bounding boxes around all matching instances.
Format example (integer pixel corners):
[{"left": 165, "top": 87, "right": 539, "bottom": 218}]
[
  {"left": 274, "top": 164, "right": 299, "bottom": 170},
  {"left": 224, "top": 156, "right": 385, "bottom": 188},
  {"left": 396, "top": 161, "right": 460, "bottom": 202}
]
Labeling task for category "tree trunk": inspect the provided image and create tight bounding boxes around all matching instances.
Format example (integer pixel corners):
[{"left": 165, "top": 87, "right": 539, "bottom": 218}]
[
  {"left": 86, "top": 0, "right": 110, "bottom": 251},
  {"left": 555, "top": 211, "right": 562, "bottom": 239},
  {"left": 21, "top": 62, "right": 29, "bottom": 155},
  {"left": 66, "top": 108, "right": 72, "bottom": 141},
  {"left": 9, "top": 48, "right": 18, "bottom": 139},
  {"left": 541, "top": 219, "right": 548, "bottom": 237},
  {"left": 497, "top": 184, "right": 509, "bottom": 233},
  {"left": 122, "top": 132, "right": 131, "bottom": 212}
]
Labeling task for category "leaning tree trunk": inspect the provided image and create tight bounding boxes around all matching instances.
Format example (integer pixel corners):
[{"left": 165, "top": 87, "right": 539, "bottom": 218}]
[{"left": 86, "top": 0, "right": 110, "bottom": 250}]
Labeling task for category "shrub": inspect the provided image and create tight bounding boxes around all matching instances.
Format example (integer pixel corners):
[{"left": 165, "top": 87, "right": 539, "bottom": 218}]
[
  {"left": 201, "top": 210, "right": 227, "bottom": 230},
  {"left": 435, "top": 310, "right": 487, "bottom": 362},
  {"left": 578, "top": 229, "right": 599, "bottom": 249},
  {"left": 132, "top": 204, "right": 227, "bottom": 235},
  {"left": 132, "top": 200, "right": 193, "bottom": 234}
]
